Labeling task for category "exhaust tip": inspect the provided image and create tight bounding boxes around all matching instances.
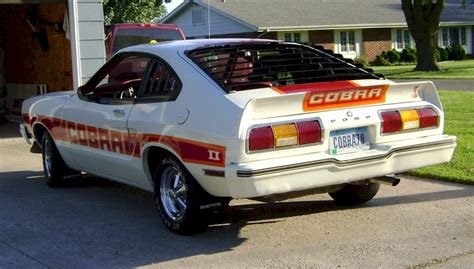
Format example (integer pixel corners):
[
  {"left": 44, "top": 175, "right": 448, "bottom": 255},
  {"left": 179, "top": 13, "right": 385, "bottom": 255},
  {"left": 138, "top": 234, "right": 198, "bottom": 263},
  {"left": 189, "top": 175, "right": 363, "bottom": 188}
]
[
  {"left": 391, "top": 177, "right": 401, "bottom": 186},
  {"left": 370, "top": 176, "right": 401, "bottom": 186}
]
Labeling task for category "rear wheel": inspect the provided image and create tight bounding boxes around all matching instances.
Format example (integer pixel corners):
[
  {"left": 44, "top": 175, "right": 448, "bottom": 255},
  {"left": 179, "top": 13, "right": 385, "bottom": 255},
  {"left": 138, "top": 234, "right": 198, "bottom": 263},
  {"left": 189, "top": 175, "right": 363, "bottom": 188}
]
[
  {"left": 154, "top": 155, "right": 208, "bottom": 234},
  {"left": 329, "top": 181, "right": 380, "bottom": 206},
  {"left": 42, "top": 133, "right": 75, "bottom": 187}
]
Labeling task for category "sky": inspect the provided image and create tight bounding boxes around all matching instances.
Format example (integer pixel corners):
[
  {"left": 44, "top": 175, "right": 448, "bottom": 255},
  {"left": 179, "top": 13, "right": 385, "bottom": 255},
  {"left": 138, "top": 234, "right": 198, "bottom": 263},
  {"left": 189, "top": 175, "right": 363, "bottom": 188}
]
[{"left": 164, "top": 0, "right": 185, "bottom": 13}]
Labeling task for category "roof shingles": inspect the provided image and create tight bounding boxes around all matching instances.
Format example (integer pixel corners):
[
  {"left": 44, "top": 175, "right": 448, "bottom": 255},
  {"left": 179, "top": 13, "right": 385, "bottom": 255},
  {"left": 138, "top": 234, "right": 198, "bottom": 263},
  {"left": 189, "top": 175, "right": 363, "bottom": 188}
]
[{"left": 190, "top": 0, "right": 474, "bottom": 29}]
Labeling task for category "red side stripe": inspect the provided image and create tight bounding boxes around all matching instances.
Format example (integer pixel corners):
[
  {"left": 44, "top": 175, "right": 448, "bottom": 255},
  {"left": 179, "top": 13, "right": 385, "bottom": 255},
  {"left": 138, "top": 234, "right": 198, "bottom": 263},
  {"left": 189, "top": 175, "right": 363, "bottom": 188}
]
[{"left": 25, "top": 114, "right": 226, "bottom": 167}]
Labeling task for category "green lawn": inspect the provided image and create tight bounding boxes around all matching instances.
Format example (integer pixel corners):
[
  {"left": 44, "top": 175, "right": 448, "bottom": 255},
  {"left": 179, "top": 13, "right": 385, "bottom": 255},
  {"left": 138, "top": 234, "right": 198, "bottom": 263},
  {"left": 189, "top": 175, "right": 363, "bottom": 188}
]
[
  {"left": 372, "top": 60, "right": 474, "bottom": 79},
  {"left": 408, "top": 90, "right": 474, "bottom": 184}
]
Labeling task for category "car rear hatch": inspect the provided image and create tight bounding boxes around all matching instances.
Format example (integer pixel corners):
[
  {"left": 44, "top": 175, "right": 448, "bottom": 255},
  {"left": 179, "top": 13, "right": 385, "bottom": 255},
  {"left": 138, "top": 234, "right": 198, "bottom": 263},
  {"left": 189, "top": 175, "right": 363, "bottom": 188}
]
[{"left": 186, "top": 41, "right": 450, "bottom": 163}]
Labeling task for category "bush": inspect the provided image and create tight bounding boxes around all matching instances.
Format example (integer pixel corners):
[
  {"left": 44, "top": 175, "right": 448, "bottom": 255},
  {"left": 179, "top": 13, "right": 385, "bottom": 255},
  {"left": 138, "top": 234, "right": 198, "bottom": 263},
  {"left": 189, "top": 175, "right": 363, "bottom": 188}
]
[
  {"left": 354, "top": 55, "right": 368, "bottom": 67},
  {"left": 434, "top": 49, "right": 441, "bottom": 62},
  {"left": 446, "top": 44, "right": 466, "bottom": 61},
  {"left": 436, "top": 47, "right": 449, "bottom": 62},
  {"left": 386, "top": 49, "right": 400, "bottom": 63},
  {"left": 400, "top": 47, "right": 417, "bottom": 63},
  {"left": 371, "top": 55, "right": 391, "bottom": 66}
]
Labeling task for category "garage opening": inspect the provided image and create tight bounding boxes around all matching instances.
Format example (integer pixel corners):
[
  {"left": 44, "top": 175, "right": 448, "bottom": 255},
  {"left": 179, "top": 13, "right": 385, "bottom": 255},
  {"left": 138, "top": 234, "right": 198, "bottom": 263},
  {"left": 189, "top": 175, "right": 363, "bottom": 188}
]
[{"left": 0, "top": 2, "right": 72, "bottom": 127}]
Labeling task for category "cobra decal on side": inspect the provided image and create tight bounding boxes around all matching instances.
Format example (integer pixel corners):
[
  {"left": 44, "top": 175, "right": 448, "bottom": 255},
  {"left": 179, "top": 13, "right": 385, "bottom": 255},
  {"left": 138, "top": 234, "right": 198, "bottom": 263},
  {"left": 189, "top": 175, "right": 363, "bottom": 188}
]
[{"left": 22, "top": 113, "right": 226, "bottom": 167}]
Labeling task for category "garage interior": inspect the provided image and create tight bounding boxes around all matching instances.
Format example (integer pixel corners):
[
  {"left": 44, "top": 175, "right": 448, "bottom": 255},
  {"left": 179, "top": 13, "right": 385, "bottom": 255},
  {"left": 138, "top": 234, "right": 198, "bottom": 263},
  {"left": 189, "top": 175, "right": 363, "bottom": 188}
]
[{"left": 0, "top": 2, "right": 72, "bottom": 126}]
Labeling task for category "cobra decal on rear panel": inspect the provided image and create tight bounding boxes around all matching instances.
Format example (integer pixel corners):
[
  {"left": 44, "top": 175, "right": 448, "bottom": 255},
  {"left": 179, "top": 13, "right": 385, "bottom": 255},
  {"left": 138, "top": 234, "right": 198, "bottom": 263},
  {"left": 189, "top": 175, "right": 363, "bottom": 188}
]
[
  {"left": 22, "top": 113, "right": 226, "bottom": 167},
  {"left": 272, "top": 81, "right": 389, "bottom": 111}
]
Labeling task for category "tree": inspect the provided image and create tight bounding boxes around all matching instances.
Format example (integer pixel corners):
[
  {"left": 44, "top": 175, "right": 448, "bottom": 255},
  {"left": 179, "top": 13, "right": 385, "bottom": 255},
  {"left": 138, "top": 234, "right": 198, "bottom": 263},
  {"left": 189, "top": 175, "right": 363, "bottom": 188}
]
[
  {"left": 401, "top": 0, "right": 445, "bottom": 71},
  {"left": 103, "top": 0, "right": 167, "bottom": 25},
  {"left": 401, "top": 0, "right": 472, "bottom": 71}
]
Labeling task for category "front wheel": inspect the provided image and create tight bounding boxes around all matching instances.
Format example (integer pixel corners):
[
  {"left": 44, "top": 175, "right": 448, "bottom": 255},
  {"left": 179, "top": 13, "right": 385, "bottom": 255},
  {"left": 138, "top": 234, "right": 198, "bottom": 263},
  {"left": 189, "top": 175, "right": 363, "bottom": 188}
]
[
  {"left": 329, "top": 182, "right": 380, "bottom": 206},
  {"left": 42, "top": 133, "right": 75, "bottom": 187},
  {"left": 154, "top": 156, "right": 207, "bottom": 234}
]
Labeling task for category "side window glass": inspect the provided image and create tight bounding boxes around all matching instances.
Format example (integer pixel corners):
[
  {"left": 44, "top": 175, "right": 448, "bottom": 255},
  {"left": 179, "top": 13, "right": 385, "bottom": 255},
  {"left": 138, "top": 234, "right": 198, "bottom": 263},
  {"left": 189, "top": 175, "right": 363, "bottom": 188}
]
[
  {"left": 141, "top": 60, "right": 182, "bottom": 100},
  {"left": 92, "top": 55, "right": 151, "bottom": 100}
]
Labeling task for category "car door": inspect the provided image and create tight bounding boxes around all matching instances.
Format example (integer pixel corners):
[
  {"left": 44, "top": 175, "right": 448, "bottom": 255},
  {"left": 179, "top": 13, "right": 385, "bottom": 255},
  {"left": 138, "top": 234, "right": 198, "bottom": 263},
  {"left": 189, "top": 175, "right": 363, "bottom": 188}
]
[
  {"left": 126, "top": 56, "right": 183, "bottom": 160},
  {"left": 61, "top": 53, "right": 153, "bottom": 183}
]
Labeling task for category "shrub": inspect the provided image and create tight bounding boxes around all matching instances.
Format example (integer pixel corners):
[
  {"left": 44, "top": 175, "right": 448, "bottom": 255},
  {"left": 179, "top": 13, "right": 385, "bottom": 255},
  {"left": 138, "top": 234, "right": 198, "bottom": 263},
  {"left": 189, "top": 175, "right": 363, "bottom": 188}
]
[
  {"left": 371, "top": 55, "right": 390, "bottom": 66},
  {"left": 354, "top": 55, "right": 368, "bottom": 67},
  {"left": 436, "top": 47, "right": 449, "bottom": 62},
  {"left": 386, "top": 49, "right": 401, "bottom": 63},
  {"left": 435, "top": 49, "right": 441, "bottom": 62},
  {"left": 400, "top": 47, "right": 417, "bottom": 63},
  {"left": 447, "top": 44, "right": 466, "bottom": 61}
]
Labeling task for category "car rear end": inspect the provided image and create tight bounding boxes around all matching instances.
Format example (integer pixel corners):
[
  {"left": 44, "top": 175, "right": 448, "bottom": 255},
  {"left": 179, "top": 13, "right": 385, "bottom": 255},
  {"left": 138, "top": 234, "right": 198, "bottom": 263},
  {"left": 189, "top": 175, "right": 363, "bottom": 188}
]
[{"left": 186, "top": 40, "right": 456, "bottom": 199}]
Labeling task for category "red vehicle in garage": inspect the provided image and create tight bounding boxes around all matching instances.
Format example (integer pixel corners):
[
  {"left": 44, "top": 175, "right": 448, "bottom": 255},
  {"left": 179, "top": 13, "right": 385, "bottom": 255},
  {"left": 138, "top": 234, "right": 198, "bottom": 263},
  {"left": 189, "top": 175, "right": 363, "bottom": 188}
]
[{"left": 105, "top": 23, "right": 185, "bottom": 59}]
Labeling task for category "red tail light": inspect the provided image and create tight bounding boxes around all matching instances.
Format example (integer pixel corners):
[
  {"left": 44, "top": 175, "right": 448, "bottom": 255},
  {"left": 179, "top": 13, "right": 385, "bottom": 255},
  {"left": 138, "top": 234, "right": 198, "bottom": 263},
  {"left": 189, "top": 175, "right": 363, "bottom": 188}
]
[
  {"left": 381, "top": 111, "right": 402, "bottom": 133},
  {"left": 380, "top": 107, "right": 439, "bottom": 134},
  {"left": 248, "top": 120, "right": 323, "bottom": 152},
  {"left": 418, "top": 107, "right": 439, "bottom": 128},
  {"left": 297, "top": 121, "right": 322, "bottom": 145},
  {"left": 249, "top": 127, "right": 274, "bottom": 151}
]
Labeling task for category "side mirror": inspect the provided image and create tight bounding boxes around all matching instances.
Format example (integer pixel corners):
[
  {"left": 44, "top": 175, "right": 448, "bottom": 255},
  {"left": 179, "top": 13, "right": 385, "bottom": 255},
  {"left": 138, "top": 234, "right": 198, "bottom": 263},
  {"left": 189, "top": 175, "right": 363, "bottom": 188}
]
[{"left": 78, "top": 85, "right": 93, "bottom": 96}]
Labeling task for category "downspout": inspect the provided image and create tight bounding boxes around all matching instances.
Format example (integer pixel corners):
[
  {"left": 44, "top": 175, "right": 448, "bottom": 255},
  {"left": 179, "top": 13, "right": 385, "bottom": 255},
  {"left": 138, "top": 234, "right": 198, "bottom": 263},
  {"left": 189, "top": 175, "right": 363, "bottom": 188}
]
[{"left": 68, "top": 0, "right": 82, "bottom": 90}]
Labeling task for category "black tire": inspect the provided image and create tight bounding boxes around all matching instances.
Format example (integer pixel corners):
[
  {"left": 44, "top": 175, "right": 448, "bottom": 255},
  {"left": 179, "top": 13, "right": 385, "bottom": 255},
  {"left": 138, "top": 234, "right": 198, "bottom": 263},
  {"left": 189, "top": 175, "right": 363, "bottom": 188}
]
[
  {"left": 42, "top": 132, "right": 74, "bottom": 187},
  {"left": 329, "top": 182, "right": 380, "bottom": 206},
  {"left": 153, "top": 155, "right": 209, "bottom": 235}
]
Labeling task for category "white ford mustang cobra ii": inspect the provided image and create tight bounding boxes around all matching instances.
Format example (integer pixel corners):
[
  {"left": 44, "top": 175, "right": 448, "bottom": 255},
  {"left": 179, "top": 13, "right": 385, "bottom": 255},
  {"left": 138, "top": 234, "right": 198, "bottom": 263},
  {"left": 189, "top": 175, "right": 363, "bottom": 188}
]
[{"left": 20, "top": 39, "right": 456, "bottom": 234}]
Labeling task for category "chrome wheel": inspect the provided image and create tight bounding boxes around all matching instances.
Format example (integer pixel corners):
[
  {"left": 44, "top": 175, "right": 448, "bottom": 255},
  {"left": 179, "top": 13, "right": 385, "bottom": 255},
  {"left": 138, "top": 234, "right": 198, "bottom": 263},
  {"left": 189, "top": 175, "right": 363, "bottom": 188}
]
[
  {"left": 160, "top": 166, "right": 188, "bottom": 221},
  {"left": 43, "top": 138, "right": 52, "bottom": 178}
]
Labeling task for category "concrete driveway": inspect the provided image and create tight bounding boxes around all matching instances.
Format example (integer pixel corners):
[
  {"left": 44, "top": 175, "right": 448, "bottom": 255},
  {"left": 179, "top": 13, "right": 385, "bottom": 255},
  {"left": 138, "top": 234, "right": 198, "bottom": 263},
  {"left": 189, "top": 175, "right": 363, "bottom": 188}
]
[{"left": 0, "top": 138, "right": 473, "bottom": 269}]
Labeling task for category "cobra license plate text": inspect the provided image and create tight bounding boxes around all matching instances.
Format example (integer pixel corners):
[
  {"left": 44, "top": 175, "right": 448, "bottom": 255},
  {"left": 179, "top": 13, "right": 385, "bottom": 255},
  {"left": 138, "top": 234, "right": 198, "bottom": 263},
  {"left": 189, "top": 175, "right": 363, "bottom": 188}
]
[{"left": 330, "top": 127, "right": 370, "bottom": 155}]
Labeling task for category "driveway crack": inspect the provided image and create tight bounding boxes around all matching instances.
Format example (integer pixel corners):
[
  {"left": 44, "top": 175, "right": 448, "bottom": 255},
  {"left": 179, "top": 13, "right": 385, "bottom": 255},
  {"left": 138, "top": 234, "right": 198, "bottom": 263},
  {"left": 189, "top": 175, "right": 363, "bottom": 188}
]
[
  {"left": 409, "top": 250, "right": 474, "bottom": 268},
  {"left": 0, "top": 240, "right": 50, "bottom": 269}
]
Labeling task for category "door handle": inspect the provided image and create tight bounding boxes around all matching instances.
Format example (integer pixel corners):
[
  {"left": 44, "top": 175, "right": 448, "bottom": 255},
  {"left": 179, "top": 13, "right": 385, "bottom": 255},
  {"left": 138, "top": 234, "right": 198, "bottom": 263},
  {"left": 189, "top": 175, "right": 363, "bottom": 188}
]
[{"left": 113, "top": 109, "right": 126, "bottom": 117}]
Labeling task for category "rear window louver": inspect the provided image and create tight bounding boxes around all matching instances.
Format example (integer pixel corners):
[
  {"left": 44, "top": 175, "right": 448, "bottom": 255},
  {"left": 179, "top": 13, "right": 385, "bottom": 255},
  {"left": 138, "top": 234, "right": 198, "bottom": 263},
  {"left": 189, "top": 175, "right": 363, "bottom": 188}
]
[{"left": 187, "top": 42, "right": 381, "bottom": 93}]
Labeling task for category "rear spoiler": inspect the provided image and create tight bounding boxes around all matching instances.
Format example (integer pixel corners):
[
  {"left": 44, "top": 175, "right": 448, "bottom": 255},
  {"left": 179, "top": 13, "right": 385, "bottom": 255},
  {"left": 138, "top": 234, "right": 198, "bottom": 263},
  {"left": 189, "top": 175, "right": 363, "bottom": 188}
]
[{"left": 244, "top": 80, "right": 441, "bottom": 120}]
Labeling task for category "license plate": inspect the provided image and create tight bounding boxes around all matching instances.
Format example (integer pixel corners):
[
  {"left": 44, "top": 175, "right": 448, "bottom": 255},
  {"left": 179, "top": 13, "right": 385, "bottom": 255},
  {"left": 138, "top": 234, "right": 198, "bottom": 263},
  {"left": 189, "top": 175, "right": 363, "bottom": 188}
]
[{"left": 330, "top": 127, "right": 370, "bottom": 155}]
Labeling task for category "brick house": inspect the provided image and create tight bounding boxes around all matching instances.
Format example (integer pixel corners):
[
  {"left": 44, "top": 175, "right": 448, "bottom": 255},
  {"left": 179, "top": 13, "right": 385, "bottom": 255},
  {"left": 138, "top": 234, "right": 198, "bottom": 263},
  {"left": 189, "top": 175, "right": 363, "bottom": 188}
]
[{"left": 161, "top": 0, "right": 474, "bottom": 61}]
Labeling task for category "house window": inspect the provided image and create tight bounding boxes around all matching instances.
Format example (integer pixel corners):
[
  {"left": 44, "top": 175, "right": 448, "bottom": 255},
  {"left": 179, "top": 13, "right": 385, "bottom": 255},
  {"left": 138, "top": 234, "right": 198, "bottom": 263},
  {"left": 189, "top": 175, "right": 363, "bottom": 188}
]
[
  {"left": 395, "top": 29, "right": 412, "bottom": 49},
  {"left": 280, "top": 32, "right": 307, "bottom": 43},
  {"left": 461, "top": 28, "right": 466, "bottom": 45},
  {"left": 293, "top": 33, "right": 301, "bottom": 42},
  {"left": 441, "top": 27, "right": 467, "bottom": 47},
  {"left": 442, "top": 29, "right": 449, "bottom": 47},
  {"left": 192, "top": 9, "right": 204, "bottom": 26},
  {"left": 340, "top": 31, "right": 355, "bottom": 52}
]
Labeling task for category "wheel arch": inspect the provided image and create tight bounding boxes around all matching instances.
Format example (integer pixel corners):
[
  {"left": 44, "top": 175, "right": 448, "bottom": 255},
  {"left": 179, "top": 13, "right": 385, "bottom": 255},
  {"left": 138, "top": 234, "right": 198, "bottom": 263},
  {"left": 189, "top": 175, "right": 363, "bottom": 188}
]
[
  {"left": 142, "top": 144, "right": 187, "bottom": 190},
  {"left": 32, "top": 122, "right": 51, "bottom": 147}
]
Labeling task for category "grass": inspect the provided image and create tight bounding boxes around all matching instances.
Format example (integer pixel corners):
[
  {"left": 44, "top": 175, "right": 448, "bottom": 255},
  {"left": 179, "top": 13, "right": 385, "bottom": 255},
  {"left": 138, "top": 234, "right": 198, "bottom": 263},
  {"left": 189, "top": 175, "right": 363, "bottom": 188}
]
[
  {"left": 408, "top": 90, "right": 474, "bottom": 184},
  {"left": 372, "top": 60, "right": 474, "bottom": 79}
]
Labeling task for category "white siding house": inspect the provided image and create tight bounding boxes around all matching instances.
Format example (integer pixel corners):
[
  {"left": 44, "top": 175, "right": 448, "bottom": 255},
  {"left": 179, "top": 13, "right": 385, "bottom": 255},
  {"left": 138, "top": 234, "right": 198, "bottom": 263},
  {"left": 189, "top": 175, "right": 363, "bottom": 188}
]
[
  {"left": 164, "top": 1, "right": 256, "bottom": 38},
  {"left": 70, "top": 0, "right": 106, "bottom": 87}
]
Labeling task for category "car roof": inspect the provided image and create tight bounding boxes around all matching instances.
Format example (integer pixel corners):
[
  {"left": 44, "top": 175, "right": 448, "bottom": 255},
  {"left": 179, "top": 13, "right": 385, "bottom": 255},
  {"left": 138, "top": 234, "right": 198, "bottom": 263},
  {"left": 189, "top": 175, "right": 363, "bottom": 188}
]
[
  {"left": 109, "top": 23, "right": 181, "bottom": 29},
  {"left": 120, "top": 38, "right": 281, "bottom": 55}
]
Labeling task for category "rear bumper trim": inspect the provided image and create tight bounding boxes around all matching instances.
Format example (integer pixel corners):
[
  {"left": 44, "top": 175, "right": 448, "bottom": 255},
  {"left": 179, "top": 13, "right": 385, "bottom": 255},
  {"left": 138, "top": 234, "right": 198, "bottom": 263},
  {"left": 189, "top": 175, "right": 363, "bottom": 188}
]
[{"left": 236, "top": 138, "right": 456, "bottom": 178}]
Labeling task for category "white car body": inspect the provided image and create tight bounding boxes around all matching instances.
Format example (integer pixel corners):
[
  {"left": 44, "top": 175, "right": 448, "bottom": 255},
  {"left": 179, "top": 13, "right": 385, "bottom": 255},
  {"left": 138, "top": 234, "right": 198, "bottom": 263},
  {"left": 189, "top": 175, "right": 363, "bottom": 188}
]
[{"left": 21, "top": 39, "right": 456, "bottom": 200}]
